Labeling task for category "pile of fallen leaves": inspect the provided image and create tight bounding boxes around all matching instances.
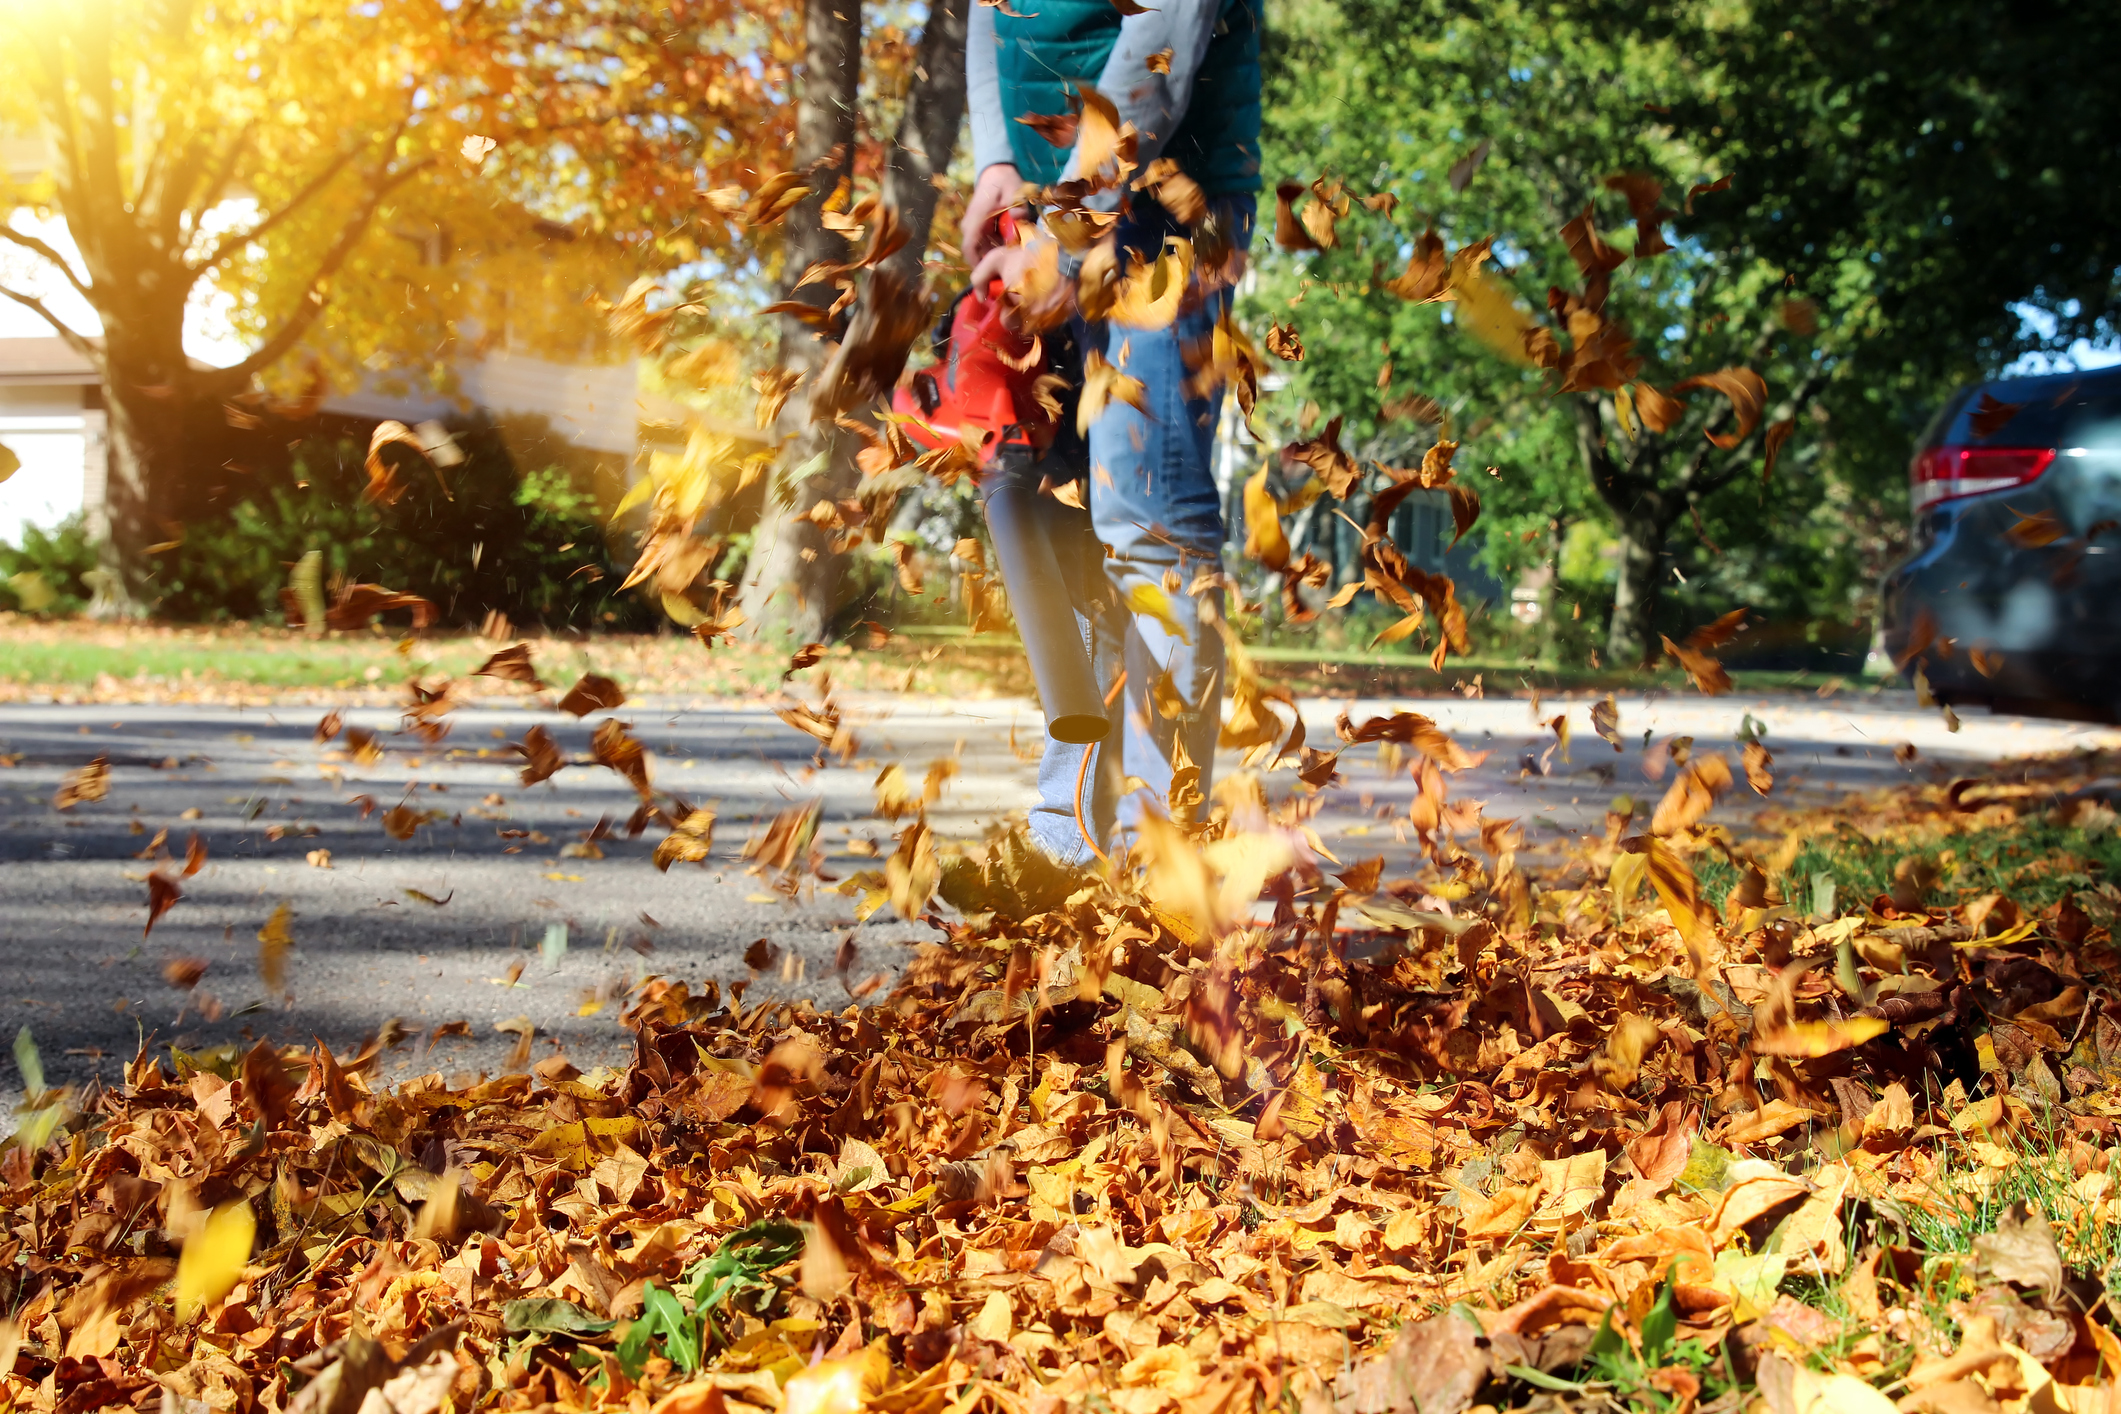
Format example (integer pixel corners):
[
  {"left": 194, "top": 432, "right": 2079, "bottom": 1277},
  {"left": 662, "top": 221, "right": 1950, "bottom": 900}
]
[{"left": 15, "top": 696, "right": 2121, "bottom": 1414}]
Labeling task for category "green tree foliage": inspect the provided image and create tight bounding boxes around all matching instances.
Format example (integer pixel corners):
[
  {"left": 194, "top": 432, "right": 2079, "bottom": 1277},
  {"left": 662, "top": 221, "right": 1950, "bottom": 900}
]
[
  {"left": 1656, "top": 0, "right": 2121, "bottom": 377},
  {"left": 1251, "top": 0, "right": 1949, "bottom": 666},
  {"left": 147, "top": 417, "right": 656, "bottom": 630}
]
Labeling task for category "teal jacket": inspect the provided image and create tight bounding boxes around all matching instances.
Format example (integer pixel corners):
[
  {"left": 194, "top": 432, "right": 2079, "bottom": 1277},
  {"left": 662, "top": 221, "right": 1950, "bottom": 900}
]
[{"left": 967, "top": 0, "right": 1262, "bottom": 198}]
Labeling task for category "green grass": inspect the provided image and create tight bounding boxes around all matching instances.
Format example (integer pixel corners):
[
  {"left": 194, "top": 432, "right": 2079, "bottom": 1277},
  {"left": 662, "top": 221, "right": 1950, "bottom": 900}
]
[
  {"left": 1696, "top": 816, "right": 2121, "bottom": 913},
  {"left": 0, "top": 636, "right": 470, "bottom": 689}
]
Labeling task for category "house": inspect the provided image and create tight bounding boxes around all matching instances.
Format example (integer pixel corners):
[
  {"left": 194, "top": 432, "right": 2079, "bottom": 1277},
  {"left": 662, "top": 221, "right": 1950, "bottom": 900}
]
[{"left": 0, "top": 336, "right": 107, "bottom": 547}]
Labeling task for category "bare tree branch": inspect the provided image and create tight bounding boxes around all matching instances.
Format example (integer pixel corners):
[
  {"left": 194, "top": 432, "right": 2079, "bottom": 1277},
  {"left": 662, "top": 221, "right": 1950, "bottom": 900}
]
[
  {"left": 0, "top": 285, "right": 101, "bottom": 368},
  {"left": 0, "top": 226, "right": 92, "bottom": 300},
  {"left": 202, "top": 157, "right": 432, "bottom": 390},
  {"left": 192, "top": 130, "right": 393, "bottom": 275}
]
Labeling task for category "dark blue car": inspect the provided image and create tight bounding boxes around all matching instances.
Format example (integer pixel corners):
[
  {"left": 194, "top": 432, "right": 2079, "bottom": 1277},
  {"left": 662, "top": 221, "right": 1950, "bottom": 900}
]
[{"left": 1880, "top": 365, "right": 2121, "bottom": 717}]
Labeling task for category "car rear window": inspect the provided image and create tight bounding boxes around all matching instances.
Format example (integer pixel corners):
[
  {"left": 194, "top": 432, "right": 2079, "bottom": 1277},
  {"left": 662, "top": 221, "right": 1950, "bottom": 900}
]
[{"left": 1933, "top": 369, "right": 2121, "bottom": 449}]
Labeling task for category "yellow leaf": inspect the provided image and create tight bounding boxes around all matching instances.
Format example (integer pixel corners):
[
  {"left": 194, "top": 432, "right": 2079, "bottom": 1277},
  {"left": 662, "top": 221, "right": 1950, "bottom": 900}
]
[
  {"left": 1448, "top": 251, "right": 1535, "bottom": 367},
  {"left": 1124, "top": 583, "right": 1191, "bottom": 644},
  {"left": 1242, "top": 468, "right": 1290, "bottom": 571},
  {"left": 781, "top": 1343, "right": 890, "bottom": 1414},
  {"left": 174, "top": 1201, "right": 256, "bottom": 1322},
  {"left": 1751, "top": 1014, "right": 1886, "bottom": 1058},
  {"left": 257, "top": 903, "right": 292, "bottom": 996},
  {"left": 1609, "top": 851, "right": 1647, "bottom": 915}
]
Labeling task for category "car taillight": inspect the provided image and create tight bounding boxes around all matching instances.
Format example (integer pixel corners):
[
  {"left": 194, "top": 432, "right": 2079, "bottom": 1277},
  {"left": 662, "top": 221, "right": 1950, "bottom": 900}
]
[{"left": 1909, "top": 445, "right": 2056, "bottom": 512}]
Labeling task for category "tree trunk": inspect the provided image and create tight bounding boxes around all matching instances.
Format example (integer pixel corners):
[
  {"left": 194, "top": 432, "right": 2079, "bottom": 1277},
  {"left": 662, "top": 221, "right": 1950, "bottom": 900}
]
[
  {"left": 741, "top": 0, "right": 970, "bottom": 642},
  {"left": 738, "top": 0, "right": 866, "bottom": 644},
  {"left": 877, "top": 0, "right": 968, "bottom": 290},
  {"left": 1606, "top": 515, "right": 1670, "bottom": 667},
  {"left": 89, "top": 315, "right": 198, "bottom": 615}
]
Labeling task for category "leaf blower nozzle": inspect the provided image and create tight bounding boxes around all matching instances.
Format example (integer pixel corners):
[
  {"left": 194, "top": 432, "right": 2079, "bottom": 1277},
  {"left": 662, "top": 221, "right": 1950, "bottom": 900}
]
[{"left": 891, "top": 263, "right": 1109, "bottom": 744}]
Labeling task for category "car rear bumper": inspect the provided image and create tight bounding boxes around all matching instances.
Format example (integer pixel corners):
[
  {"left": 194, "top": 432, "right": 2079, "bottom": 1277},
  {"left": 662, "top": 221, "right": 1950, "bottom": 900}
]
[{"left": 1879, "top": 488, "right": 2121, "bottom": 713}]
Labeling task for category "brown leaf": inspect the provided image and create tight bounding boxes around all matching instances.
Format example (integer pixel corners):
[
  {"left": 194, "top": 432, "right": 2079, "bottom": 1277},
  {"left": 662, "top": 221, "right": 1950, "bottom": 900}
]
[
  {"left": 591, "top": 720, "right": 653, "bottom": 800},
  {"left": 1744, "top": 739, "right": 1774, "bottom": 796},
  {"left": 512, "top": 724, "right": 565, "bottom": 786},
  {"left": 325, "top": 583, "right": 437, "bottom": 631},
  {"left": 2005, "top": 509, "right": 2066, "bottom": 549},
  {"left": 1560, "top": 202, "right": 1627, "bottom": 275},
  {"left": 1273, "top": 181, "right": 1318, "bottom": 252},
  {"left": 1384, "top": 228, "right": 1450, "bottom": 303},
  {"left": 182, "top": 831, "right": 208, "bottom": 878},
  {"left": 1446, "top": 138, "right": 1490, "bottom": 195},
  {"left": 1144, "top": 47, "right": 1173, "bottom": 74},
  {"left": 54, "top": 756, "right": 110, "bottom": 810},
  {"left": 1663, "top": 636, "right": 1731, "bottom": 694},
  {"left": 1685, "top": 174, "right": 1731, "bottom": 213},
  {"left": 145, "top": 872, "right": 182, "bottom": 937},
  {"left": 557, "top": 673, "right": 627, "bottom": 717},
  {"left": 1330, "top": 1309, "right": 1490, "bottom": 1414},
  {"left": 1651, "top": 752, "right": 1733, "bottom": 835},
  {"left": 742, "top": 171, "right": 811, "bottom": 227},
  {"left": 1264, "top": 322, "right": 1304, "bottom": 361},
  {"left": 1687, "top": 607, "right": 1750, "bottom": 651},
  {"left": 1670, "top": 367, "right": 1767, "bottom": 448},
  {"left": 1969, "top": 392, "right": 2023, "bottom": 439},
  {"left": 1284, "top": 416, "right": 1361, "bottom": 498},
  {"left": 163, "top": 957, "right": 208, "bottom": 989},
  {"left": 1762, "top": 418, "right": 1795, "bottom": 484},
  {"left": 1446, "top": 485, "right": 1480, "bottom": 547},
  {"left": 1336, "top": 710, "right": 1486, "bottom": 772},
  {"left": 1971, "top": 1203, "right": 2065, "bottom": 1301},
  {"left": 473, "top": 643, "right": 546, "bottom": 689},
  {"left": 1590, "top": 695, "right": 1621, "bottom": 750},
  {"left": 1015, "top": 110, "right": 1079, "bottom": 149},
  {"left": 1634, "top": 381, "right": 1687, "bottom": 433}
]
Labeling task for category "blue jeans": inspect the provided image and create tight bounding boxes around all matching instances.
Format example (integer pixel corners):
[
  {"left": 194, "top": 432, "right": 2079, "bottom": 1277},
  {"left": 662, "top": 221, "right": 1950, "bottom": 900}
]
[{"left": 1024, "top": 194, "right": 1257, "bottom": 865}]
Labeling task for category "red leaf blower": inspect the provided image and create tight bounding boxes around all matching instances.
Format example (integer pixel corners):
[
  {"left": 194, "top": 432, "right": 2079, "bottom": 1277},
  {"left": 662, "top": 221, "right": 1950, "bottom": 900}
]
[{"left": 889, "top": 235, "right": 1110, "bottom": 745}]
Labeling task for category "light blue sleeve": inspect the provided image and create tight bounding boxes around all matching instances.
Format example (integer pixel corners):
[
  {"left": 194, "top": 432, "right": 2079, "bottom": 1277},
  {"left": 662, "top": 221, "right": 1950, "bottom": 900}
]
[{"left": 966, "top": 4, "right": 1015, "bottom": 175}]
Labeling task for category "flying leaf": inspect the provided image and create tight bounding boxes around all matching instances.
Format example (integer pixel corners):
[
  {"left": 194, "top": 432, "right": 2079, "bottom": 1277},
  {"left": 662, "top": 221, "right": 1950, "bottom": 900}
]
[
  {"left": 473, "top": 644, "right": 546, "bottom": 689},
  {"left": 1447, "top": 138, "right": 1490, "bottom": 194},
  {"left": 1079, "top": 350, "right": 1149, "bottom": 435},
  {"left": 1651, "top": 753, "right": 1733, "bottom": 835},
  {"left": 258, "top": 903, "right": 293, "bottom": 995},
  {"left": 1265, "top": 322, "right": 1304, "bottom": 361},
  {"left": 325, "top": 583, "right": 437, "bottom": 631},
  {"left": 2006, "top": 509, "right": 2066, "bottom": 548},
  {"left": 1684, "top": 174, "right": 1731, "bottom": 213},
  {"left": 1446, "top": 485, "right": 1480, "bottom": 547},
  {"left": 460, "top": 134, "right": 497, "bottom": 165},
  {"left": 1145, "top": 47, "right": 1173, "bottom": 73},
  {"left": 742, "top": 171, "right": 811, "bottom": 227},
  {"left": 1447, "top": 245, "right": 1535, "bottom": 366},
  {"left": 1559, "top": 203, "right": 1627, "bottom": 275},
  {"left": 1283, "top": 416, "right": 1360, "bottom": 497},
  {"left": 1670, "top": 368, "right": 1767, "bottom": 448},
  {"left": 55, "top": 756, "right": 110, "bottom": 810},
  {"left": 1124, "top": 583, "right": 1191, "bottom": 644},
  {"left": 1969, "top": 392, "right": 2024, "bottom": 439},
  {"left": 1761, "top": 418, "right": 1795, "bottom": 484},
  {"left": 174, "top": 1201, "right": 256, "bottom": 1322},
  {"left": 145, "top": 872, "right": 183, "bottom": 937},
  {"left": 1243, "top": 469, "right": 1291, "bottom": 572},
  {"left": 1273, "top": 181, "right": 1318, "bottom": 253},
  {"left": 1590, "top": 695, "right": 1621, "bottom": 750},
  {"left": 1384, "top": 228, "right": 1449, "bottom": 303},
  {"left": 558, "top": 673, "right": 627, "bottom": 717}
]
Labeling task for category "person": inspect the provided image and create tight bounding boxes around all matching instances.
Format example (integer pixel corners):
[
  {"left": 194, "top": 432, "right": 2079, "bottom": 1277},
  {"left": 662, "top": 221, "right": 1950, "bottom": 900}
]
[{"left": 960, "top": 0, "right": 1263, "bottom": 865}]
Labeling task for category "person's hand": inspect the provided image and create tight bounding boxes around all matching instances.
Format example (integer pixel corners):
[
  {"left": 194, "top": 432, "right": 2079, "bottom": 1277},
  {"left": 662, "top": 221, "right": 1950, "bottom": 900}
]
[
  {"left": 969, "top": 239, "right": 1076, "bottom": 332},
  {"left": 961, "top": 162, "right": 1024, "bottom": 265}
]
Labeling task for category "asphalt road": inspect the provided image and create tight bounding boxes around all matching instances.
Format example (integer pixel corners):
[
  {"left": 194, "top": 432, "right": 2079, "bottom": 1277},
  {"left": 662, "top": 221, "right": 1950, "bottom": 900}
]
[{"left": 3, "top": 683, "right": 2115, "bottom": 1105}]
